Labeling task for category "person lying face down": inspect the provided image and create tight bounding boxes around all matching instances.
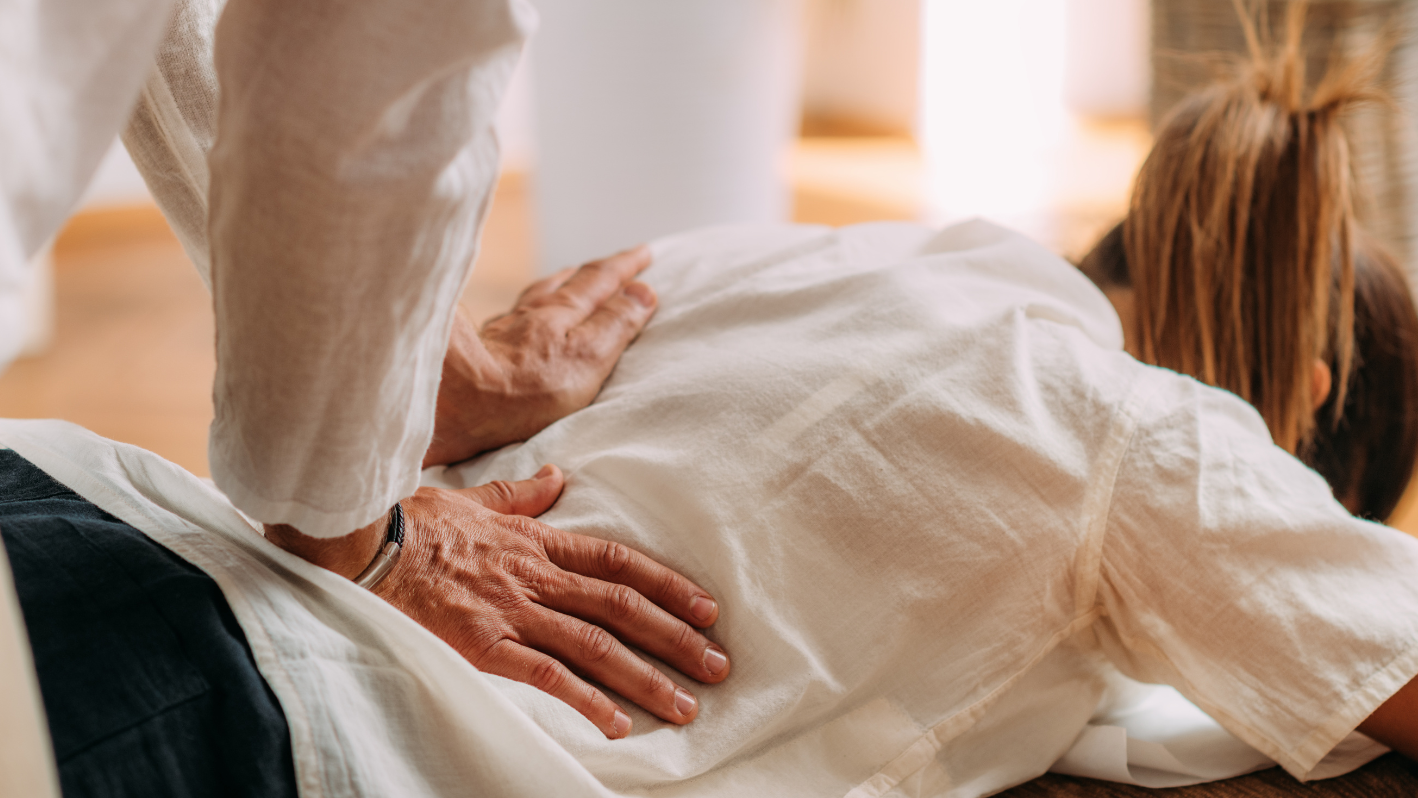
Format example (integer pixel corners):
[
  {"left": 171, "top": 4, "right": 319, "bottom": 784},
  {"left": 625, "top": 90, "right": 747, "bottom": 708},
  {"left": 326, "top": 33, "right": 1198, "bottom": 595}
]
[
  {"left": 1067, "top": 8, "right": 1418, "bottom": 758},
  {"left": 265, "top": 11, "right": 1417, "bottom": 791},
  {"left": 323, "top": 18, "right": 1418, "bottom": 787}
]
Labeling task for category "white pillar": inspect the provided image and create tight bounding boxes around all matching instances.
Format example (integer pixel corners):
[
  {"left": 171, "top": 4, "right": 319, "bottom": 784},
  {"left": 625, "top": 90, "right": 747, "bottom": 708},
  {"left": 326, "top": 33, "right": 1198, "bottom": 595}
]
[
  {"left": 529, "top": 0, "right": 804, "bottom": 273},
  {"left": 918, "top": 0, "right": 1068, "bottom": 231}
]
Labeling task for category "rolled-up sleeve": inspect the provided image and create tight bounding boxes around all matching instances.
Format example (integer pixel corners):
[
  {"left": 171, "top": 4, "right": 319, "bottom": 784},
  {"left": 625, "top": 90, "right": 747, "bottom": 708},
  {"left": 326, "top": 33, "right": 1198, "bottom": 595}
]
[
  {"left": 202, "top": 0, "right": 532, "bottom": 536},
  {"left": 1092, "top": 371, "right": 1418, "bottom": 779}
]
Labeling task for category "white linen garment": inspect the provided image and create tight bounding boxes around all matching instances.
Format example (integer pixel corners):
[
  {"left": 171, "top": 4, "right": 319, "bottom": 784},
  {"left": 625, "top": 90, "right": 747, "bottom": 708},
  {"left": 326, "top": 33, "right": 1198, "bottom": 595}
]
[
  {"left": 1, "top": 0, "right": 533, "bottom": 538},
  {"left": 5, "top": 220, "right": 1417, "bottom": 797},
  {"left": 2, "top": 2, "right": 527, "bottom": 791}
]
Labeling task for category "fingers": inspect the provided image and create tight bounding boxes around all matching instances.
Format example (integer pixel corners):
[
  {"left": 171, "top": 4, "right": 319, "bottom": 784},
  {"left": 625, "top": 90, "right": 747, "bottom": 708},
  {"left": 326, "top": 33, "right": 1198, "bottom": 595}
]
[
  {"left": 479, "top": 638, "right": 633, "bottom": 739},
  {"left": 459, "top": 465, "right": 565, "bottom": 517},
  {"left": 570, "top": 282, "right": 658, "bottom": 362},
  {"left": 519, "top": 604, "right": 703, "bottom": 726},
  {"left": 541, "top": 571, "right": 729, "bottom": 686},
  {"left": 515, "top": 267, "right": 576, "bottom": 307},
  {"left": 542, "top": 530, "right": 720, "bottom": 629},
  {"left": 536, "top": 245, "right": 653, "bottom": 325}
]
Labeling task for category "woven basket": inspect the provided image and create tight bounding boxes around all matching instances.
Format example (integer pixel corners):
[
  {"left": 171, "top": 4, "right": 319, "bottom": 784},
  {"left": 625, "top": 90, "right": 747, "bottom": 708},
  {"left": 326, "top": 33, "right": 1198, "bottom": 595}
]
[{"left": 1151, "top": 0, "right": 1418, "bottom": 273}]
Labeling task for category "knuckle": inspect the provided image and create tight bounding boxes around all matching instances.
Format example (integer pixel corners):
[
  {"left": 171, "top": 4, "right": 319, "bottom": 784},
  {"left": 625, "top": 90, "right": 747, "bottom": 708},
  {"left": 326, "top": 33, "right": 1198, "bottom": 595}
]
[
  {"left": 611, "top": 294, "right": 647, "bottom": 323},
  {"left": 673, "top": 621, "right": 701, "bottom": 657},
  {"left": 511, "top": 561, "right": 558, "bottom": 601},
  {"left": 508, "top": 515, "right": 550, "bottom": 548},
  {"left": 581, "top": 258, "right": 614, "bottom": 277},
  {"left": 499, "top": 549, "right": 535, "bottom": 580},
  {"left": 542, "top": 292, "right": 583, "bottom": 313},
  {"left": 492, "top": 547, "right": 525, "bottom": 576},
  {"left": 527, "top": 656, "right": 570, "bottom": 694},
  {"left": 656, "top": 568, "right": 684, "bottom": 603},
  {"left": 486, "top": 581, "right": 530, "bottom": 614},
  {"left": 484, "top": 479, "right": 518, "bottom": 506},
  {"left": 600, "top": 540, "right": 633, "bottom": 579},
  {"left": 468, "top": 633, "right": 516, "bottom": 670},
  {"left": 603, "top": 583, "right": 642, "bottom": 623},
  {"left": 641, "top": 664, "right": 670, "bottom": 700},
  {"left": 577, "top": 624, "right": 618, "bottom": 665},
  {"left": 488, "top": 553, "right": 541, "bottom": 602}
]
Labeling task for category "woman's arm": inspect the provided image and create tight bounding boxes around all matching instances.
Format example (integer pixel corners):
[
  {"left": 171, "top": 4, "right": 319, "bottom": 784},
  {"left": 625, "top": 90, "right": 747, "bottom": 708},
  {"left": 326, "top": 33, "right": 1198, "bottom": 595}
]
[{"left": 1359, "top": 675, "right": 1418, "bottom": 758}]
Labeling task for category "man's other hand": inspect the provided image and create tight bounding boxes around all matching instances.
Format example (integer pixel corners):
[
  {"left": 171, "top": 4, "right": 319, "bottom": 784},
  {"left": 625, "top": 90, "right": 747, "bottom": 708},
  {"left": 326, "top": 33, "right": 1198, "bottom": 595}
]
[
  {"left": 375, "top": 465, "right": 729, "bottom": 738},
  {"left": 425, "top": 246, "right": 657, "bottom": 467}
]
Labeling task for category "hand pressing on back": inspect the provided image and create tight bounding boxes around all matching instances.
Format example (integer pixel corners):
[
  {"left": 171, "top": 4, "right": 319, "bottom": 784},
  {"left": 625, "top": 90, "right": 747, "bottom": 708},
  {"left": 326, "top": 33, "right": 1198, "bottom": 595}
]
[
  {"left": 374, "top": 465, "right": 728, "bottom": 737},
  {"left": 425, "top": 246, "right": 658, "bottom": 467}
]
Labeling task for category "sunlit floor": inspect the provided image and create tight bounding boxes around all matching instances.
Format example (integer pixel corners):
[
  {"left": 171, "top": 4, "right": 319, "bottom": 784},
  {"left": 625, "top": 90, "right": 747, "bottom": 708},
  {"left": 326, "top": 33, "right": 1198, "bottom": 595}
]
[{"left": 6, "top": 131, "right": 1417, "bottom": 533}]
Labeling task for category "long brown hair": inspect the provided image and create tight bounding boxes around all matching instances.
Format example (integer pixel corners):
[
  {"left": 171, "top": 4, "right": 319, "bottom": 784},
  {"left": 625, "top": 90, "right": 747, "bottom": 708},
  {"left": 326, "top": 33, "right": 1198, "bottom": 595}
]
[
  {"left": 1122, "top": 1, "right": 1388, "bottom": 452},
  {"left": 1306, "top": 239, "right": 1418, "bottom": 521},
  {"left": 1084, "top": 225, "right": 1418, "bottom": 521}
]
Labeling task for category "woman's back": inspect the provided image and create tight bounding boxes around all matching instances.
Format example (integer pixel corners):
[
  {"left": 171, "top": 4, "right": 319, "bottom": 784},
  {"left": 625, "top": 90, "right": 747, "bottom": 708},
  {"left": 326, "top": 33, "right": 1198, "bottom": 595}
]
[{"left": 436, "top": 220, "right": 1418, "bottom": 796}]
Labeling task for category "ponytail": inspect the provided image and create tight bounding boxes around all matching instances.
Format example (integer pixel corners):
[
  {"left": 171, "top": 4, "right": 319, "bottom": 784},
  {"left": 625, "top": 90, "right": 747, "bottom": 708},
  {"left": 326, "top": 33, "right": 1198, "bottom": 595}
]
[{"left": 1123, "top": 1, "right": 1386, "bottom": 452}]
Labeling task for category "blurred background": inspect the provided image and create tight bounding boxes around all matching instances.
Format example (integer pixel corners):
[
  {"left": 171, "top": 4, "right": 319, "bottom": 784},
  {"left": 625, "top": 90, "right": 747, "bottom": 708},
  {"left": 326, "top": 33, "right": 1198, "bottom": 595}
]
[{"left": 3, "top": 0, "right": 1417, "bottom": 524}]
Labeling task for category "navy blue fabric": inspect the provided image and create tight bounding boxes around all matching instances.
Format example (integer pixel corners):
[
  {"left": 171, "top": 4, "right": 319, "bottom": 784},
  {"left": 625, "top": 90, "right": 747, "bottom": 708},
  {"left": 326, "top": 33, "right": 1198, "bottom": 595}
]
[{"left": 0, "top": 449, "right": 298, "bottom": 798}]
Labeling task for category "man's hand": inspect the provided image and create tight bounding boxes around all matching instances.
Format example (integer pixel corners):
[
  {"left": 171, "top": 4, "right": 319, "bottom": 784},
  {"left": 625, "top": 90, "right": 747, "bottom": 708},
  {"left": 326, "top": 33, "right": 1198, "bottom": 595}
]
[
  {"left": 425, "top": 246, "right": 658, "bottom": 467},
  {"left": 372, "top": 465, "right": 729, "bottom": 738}
]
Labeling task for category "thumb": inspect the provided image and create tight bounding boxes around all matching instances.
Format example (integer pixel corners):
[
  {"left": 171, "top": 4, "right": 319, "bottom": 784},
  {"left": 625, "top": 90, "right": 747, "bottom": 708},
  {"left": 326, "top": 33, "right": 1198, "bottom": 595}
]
[{"left": 459, "top": 464, "right": 564, "bottom": 517}]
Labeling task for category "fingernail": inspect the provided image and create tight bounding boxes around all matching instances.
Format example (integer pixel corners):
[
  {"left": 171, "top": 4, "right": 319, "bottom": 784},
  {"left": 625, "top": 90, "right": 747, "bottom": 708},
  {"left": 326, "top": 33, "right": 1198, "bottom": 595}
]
[
  {"left": 623, "top": 282, "right": 656, "bottom": 307},
  {"left": 674, "top": 688, "right": 697, "bottom": 717},
  {"left": 535, "top": 464, "right": 555, "bottom": 479},
  {"left": 689, "top": 596, "right": 716, "bottom": 623},
  {"left": 612, "top": 709, "right": 632, "bottom": 737},
  {"left": 703, "top": 647, "right": 728, "bottom": 676}
]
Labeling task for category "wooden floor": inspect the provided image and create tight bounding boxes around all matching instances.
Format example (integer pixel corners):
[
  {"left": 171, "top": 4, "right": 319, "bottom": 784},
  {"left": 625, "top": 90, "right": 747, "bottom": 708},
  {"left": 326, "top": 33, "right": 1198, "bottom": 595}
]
[{"left": 6, "top": 137, "right": 1417, "bottom": 533}]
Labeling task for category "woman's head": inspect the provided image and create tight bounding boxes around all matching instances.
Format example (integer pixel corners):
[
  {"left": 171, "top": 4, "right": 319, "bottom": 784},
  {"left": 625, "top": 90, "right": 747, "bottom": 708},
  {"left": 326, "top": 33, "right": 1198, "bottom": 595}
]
[
  {"left": 1120, "top": 2, "right": 1396, "bottom": 453},
  {"left": 1079, "top": 4, "right": 1417, "bottom": 520},
  {"left": 1085, "top": 225, "right": 1418, "bottom": 521},
  {"left": 1306, "top": 239, "right": 1418, "bottom": 520}
]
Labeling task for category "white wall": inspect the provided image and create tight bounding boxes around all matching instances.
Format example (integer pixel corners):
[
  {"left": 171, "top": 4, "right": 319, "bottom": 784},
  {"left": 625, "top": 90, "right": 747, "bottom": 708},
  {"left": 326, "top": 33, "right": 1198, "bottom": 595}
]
[
  {"left": 529, "top": 0, "right": 804, "bottom": 272},
  {"left": 919, "top": 0, "right": 1069, "bottom": 223}
]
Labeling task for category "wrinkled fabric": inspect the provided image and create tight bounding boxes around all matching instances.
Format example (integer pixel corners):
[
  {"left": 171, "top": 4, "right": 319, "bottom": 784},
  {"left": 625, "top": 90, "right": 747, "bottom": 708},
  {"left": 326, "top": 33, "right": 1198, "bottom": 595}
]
[
  {"left": 1, "top": 2, "right": 527, "bottom": 790},
  {"left": 5, "top": 221, "right": 1417, "bottom": 797},
  {"left": 158, "top": 0, "right": 532, "bottom": 536},
  {"left": 2, "top": 0, "right": 533, "bottom": 538}
]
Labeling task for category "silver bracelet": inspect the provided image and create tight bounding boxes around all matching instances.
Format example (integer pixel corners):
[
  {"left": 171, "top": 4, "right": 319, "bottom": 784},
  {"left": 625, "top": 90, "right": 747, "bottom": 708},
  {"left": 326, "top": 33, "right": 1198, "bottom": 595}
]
[{"left": 353, "top": 502, "right": 405, "bottom": 590}]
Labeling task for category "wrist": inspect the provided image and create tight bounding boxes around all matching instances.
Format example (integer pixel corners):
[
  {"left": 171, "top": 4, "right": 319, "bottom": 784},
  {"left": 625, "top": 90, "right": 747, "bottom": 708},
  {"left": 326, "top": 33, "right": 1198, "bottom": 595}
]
[
  {"left": 264, "top": 509, "right": 390, "bottom": 580},
  {"left": 424, "top": 321, "right": 506, "bottom": 467}
]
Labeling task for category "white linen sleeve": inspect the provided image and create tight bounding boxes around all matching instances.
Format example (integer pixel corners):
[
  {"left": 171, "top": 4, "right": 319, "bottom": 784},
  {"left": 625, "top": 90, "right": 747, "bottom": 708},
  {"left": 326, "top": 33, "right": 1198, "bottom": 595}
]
[
  {"left": 203, "top": 0, "right": 533, "bottom": 536},
  {"left": 1092, "top": 372, "right": 1418, "bottom": 779},
  {"left": 121, "top": 0, "right": 223, "bottom": 288}
]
